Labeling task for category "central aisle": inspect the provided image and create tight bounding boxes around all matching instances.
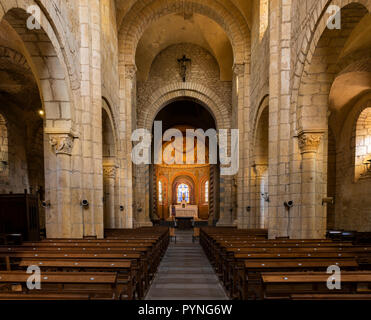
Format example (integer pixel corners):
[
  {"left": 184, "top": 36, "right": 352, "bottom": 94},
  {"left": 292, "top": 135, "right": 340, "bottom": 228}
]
[{"left": 145, "top": 230, "right": 229, "bottom": 300}]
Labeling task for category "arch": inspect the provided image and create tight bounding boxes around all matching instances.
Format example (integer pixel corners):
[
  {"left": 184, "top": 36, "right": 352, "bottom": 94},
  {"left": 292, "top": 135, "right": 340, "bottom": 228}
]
[
  {"left": 352, "top": 101, "right": 371, "bottom": 180},
  {"left": 171, "top": 174, "right": 196, "bottom": 204},
  {"left": 102, "top": 97, "right": 119, "bottom": 157},
  {"left": 0, "top": 0, "right": 80, "bottom": 89},
  {"left": 252, "top": 95, "right": 269, "bottom": 146},
  {"left": 139, "top": 83, "right": 230, "bottom": 131},
  {"left": 118, "top": 0, "right": 250, "bottom": 66},
  {"left": 295, "top": 1, "right": 370, "bottom": 132},
  {"left": 0, "top": 4, "right": 77, "bottom": 128}
]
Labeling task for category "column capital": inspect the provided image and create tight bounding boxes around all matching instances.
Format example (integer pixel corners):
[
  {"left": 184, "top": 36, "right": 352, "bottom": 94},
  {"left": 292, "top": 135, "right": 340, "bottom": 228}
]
[
  {"left": 125, "top": 64, "right": 137, "bottom": 80},
  {"left": 49, "top": 133, "right": 75, "bottom": 156},
  {"left": 103, "top": 164, "right": 117, "bottom": 179},
  {"left": 298, "top": 131, "right": 324, "bottom": 154},
  {"left": 233, "top": 63, "right": 245, "bottom": 76},
  {"left": 253, "top": 163, "right": 268, "bottom": 176}
]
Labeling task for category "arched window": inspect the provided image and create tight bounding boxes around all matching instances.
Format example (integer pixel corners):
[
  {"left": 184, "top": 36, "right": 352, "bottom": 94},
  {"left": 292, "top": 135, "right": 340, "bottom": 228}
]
[
  {"left": 158, "top": 181, "right": 163, "bottom": 203},
  {"left": 355, "top": 107, "right": 371, "bottom": 180},
  {"left": 0, "top": 114, "right": 8, "bottom": 177},
  {"left": 204, "top": 180, "right": 209, "bottom": 203},
  {"left": 177, "top": 183, "right": 190, "bottom": 203}
]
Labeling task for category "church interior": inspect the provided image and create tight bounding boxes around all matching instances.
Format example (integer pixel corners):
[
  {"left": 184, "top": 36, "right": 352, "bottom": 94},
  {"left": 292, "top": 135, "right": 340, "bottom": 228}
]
[{"left": 0, "top": 0, "right": 371, "bottom": 301}]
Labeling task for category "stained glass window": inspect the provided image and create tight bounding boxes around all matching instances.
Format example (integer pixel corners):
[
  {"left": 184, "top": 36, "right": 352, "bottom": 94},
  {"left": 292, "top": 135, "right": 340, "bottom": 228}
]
[
  {"left": 177, "top": 183, "right": 190, "bottom": 203},
  {"left": 205, "top": 180, "right": 209, "bottom": 203},
  {"left": 158, "top": 181, "right": 162, "bottom": 203}
]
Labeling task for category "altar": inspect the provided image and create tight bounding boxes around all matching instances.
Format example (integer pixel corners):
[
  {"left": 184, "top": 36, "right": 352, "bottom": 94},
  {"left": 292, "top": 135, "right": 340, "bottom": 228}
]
[{"left": 169, "top": 204, "right": 198, "bottom": 218}]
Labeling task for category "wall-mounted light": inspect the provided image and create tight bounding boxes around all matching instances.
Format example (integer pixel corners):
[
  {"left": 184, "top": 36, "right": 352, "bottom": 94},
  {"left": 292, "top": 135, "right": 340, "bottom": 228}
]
[
  {"left": 284, "top": 201, "right": 294, "bottom": 209},
  {"left": 41, "top": 200, "right": 50, "bottom": 208},
  {"left": 322, "top": 197, "right": 334, "bottom": 206},
  {"left": 80, "top": 199, "right": 89, "bottom": 208},
  {"left": 38, "top": 109, "right": 45, "bottom": 117}
]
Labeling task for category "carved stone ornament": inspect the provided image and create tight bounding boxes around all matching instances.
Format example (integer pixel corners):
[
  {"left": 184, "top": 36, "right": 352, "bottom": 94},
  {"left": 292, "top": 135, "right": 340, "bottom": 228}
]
[
  {"left": 233, "top": 63, "right": 245, "bottom": 76},
  {"left": 103, "top": 165, "right": 117, "bottom": 179},
  {"left": 125, "top": 64, "right": 137, "bottom": 80},
  {"left": 298, "top": 132, "right": 323, "bottom": 154},
  {"left": 49, "top": 134, "right": 74, "bottom": 155},
  {"left": 253, "top": 164, "right": 268, "bottom": 177}
]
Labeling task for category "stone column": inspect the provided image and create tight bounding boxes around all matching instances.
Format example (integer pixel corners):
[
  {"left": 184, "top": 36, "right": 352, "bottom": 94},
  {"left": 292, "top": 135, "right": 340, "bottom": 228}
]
[
  {"left": 268, "top": 0, "right": 292, "bottom": 238},
  {"left": 219, "top": 63, "right": 246, "bottom": 227},
  {"left": 46, "top": 133, "right": 75, "bottom": 238},
  {"left": 298, "top": 131, "right": 323, "bottom": 239},
  {"left": 254, "top": 164, "right": 268, "bottom": 228},
  {"left": 103, "top": 163, "right": 117, "bottom": 229}
]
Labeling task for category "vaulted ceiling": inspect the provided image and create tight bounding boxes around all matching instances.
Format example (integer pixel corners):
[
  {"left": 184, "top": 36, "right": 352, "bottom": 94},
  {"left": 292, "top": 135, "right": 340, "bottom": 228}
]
[{"left": 115, "top": 0, "right": 252, "bottom": 81}]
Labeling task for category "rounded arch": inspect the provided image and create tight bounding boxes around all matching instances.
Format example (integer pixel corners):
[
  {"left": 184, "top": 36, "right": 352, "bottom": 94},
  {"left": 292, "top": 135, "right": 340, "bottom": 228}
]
[
  {"left": 350, "top": 97, "right": 371, "bottom": 181},
  {"left": 0, "top": 4, "right": 77, "bottom": 128},
  {"left": 294, "top": 1, "right": 370, "bottom": 132},
  {"left": 118, "top": 0, "right": 250, "bottom": 66},
  {"left": 139, "top": 83, "right": 230, "bottom": 131},
  {"left": 102, "top": 97, "right": 119, "bottom": 157},
  {"left": 0, "top": 0, "right": 80, "bottom": 89},
  {"left": 293, "top": 0, "right": 371, "bottom": 92},
  {"left": 171, "top": 173, "right": 196, "bottom": 205},
  {"left": 252, "top": 95, "right": 269, "bottom": 146}
]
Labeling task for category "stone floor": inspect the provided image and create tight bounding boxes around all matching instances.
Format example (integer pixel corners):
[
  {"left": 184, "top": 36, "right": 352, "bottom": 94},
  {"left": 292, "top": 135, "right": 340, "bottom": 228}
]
[{"left": 145, "top": 230, "right": 229, "bottom": 300}]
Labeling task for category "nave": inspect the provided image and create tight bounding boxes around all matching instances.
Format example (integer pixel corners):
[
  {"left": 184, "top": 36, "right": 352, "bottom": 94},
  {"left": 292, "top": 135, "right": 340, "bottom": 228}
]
[
  {"left": 1, "top": 226, "right": 371, "bottom": 300},
  {"left": 145, "top": 230, "right": 228, "bottom": 300}
]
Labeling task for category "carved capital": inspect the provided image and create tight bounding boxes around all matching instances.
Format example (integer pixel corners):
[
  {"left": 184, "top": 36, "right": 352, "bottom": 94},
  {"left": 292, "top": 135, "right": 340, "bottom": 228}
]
[
  {"left": 125, "top": 64, "right": 137, "bottom": 80},
  {"left": 298, "top": 132, "right": 323, "bottom": 154},
  {"left": 233, "top": 63, "right": 245, "bottom": 76},
  {"left": 49, "top": 134, "right": 74, "bottom": 155},
  {"left": 103, "top": 165, "right": 117, "bottom": 179},
  {"left": 253, "top": 164, "right": 268, "bottom": 177}
]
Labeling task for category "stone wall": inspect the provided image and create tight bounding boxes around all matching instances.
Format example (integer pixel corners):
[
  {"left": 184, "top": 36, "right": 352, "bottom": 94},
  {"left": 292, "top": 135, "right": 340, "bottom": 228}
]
[{"left": 134, "top": 43, "right": 232, "bottom": 226}]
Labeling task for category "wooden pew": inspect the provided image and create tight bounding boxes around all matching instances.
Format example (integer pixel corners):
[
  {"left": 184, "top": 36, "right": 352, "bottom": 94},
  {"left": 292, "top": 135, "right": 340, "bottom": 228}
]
[
  {"left": 290, "top": 293, "right": 371, "bottom": 300},
  {"left": 0, "top": 292, "right": 91, "bottom": 300},
  {"left": 0, "top": 251, "right": 146, "bottom": 299},
  {"left": 199, "top": 227, "right": 371, "bottom": 300},
  {"left": 0, "top": 271, "right": 121, "bottom": 300},
  {"left": 19, "top": 259, "right": 136, "bottom": 300},
  {"left": 237, "top": 258, "right": 359, "bottom": 300},
  {"left": 261, "top": 271, "right": 371, "bottom": 299}
]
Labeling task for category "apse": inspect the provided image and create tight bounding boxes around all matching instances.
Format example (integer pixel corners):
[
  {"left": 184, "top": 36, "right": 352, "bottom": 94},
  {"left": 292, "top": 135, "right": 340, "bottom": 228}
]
[{"left": 150, "top": 99, "right": 219, "bottom": 222}]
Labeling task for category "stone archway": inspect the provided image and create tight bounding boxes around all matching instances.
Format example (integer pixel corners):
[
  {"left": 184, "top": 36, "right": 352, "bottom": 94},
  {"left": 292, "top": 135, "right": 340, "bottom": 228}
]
[
  {"left": 139, "top": 83, "right": 231, "bottom": 131},
  {"left": 136, "top": 89, "right": 230, "bottom": 227},
  {"left": 292, "top": 1, "right": 370, "bottom": 238},
  {"left": 250, "top": 96, "right": 269, "bottom": 230},
  {"left": 0, "top": 4, "right": 80, "bottom": 238}
]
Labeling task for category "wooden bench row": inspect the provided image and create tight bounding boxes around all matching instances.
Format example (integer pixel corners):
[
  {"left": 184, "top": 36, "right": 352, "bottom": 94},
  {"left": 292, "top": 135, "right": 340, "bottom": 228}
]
[
  {"left": 200, "top": 227, "right": 371, "bottom": 300},
  {"left": 0, "top": 227, "right": 169, "bottom": 300}
]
